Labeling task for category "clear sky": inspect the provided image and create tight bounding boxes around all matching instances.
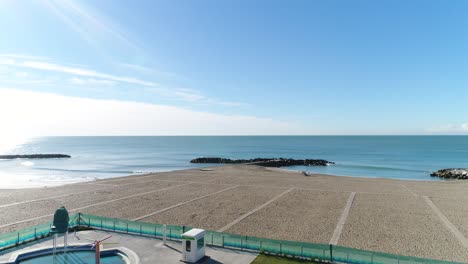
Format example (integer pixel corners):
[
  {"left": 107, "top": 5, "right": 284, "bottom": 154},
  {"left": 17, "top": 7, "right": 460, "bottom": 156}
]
[{"left": 0, "top": 0, "right": 467, "bottom": 139}]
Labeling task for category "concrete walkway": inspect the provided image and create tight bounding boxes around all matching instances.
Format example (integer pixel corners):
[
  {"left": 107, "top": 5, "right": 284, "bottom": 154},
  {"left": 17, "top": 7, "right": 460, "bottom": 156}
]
[{"left": 0, "top": 230, "right": 258, "bottom": 264}]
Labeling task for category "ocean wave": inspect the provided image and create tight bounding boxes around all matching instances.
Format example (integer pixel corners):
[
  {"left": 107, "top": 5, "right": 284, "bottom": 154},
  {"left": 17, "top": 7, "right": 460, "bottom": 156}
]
[
  {"left": 32, "top": 167, "right": 134, "bottom": 174},
  {"left": 335, "top": 163, "right": 428, "bottom": 173},
  {"left": 21, "top": 161, "right": 34, "bottom": 167}
]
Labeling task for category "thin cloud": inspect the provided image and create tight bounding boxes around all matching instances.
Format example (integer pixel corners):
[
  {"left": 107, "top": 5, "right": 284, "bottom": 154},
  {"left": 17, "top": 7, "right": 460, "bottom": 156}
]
[
  {"left": 118, "top": 63, "right": 184, "bottom": 80},
  {"left": 0, "top": 55, "right": 245, "bottom": 107},
  {"left": 427, "top": 122, "right": 468, "bottom": 134},
  {"left": 69, "top": 77, "right": 116, "bottom": 86},
  {"left": 0, "top": 88, "right": 307, "bottom": 136},
  {"left": 0, "top": 54, "right": 50, "bottom": 61},
  {"left": 0, "top": 57, "right": 157, "bottom": 87},
  {"left": 41, "top": 0, "right": 143, "bottom": 54}
]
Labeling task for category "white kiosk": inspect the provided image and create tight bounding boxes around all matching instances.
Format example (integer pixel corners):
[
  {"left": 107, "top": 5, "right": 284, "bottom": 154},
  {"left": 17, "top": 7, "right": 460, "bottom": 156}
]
[{"left": 181, "top": 228, "right": 206, "bottom": 263}]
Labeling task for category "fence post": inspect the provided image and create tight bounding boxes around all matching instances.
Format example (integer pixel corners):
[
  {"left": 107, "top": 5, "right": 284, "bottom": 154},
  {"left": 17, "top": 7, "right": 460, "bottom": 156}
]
[
  {"left": 211, "top": 233, "right": 213, "bottom": 246},
  {"left": 140, "top": 224, "right": 142, "bottom": 235},
  {"left": 154, "top": 226, "right": 157, "bottom": 237},
  {"left": 260, "top": 240, "right": 262, "bottom": 251},
  {"left": 301, "top": 246, "right": 303, "bottom": 257},
  {"left": 322, "top": 249, "right": 325, "bottom": 259},
  {"left": 347, "top": 253, "right": 349, "bottom": 262},
  {"left": 17, "top": 232, "right": 19, "bottom": 245},
  {"left": 371, "top": 253, "right": 374, "bottom": 263},
  {"left": 241, "top": 238, "right": 243, "bottom": 250},
  {"left": 100, "top": 219, "right": 103, "bottom": 229},
  {"left": 88, "top": 216, "right": 90, "bottom": 227},
  {"left": 222, "top": 236, "right": 224, "bottom": 248},
  {"left": 78, "top": 213, "right": 81, "bottom": 227},
  {"left": 245, "top": 236, "right": 248, "bottom": 250},
  {"left": 330, "top": 244, "right": 333, "bottom": 262},
  {"left": 169, "top": 228, "right": 172, "bottom": 240},
  {"left": 34, "top": 228, "right": 37, "bottom": 239},
  {"left": 126, "top": 223, "right": 129, "bottom": 233},
  {"left": 280, "top": 243, "right": 282, "bottom": 254},
  {"left": 397, "top": 255, "right": 399, "bottom": 264}
]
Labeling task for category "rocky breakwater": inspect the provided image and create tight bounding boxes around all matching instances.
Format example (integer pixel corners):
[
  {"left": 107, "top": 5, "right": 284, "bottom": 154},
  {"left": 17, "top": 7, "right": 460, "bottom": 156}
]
[
  {"left": 190, "top": 157, "right": 334, "bottom": 167},
  {"left": 431, "top": 168, "right": 468, "bottom": 179},
  {"left": 0, "top": 154, "right": 71, "bottom": 159}
]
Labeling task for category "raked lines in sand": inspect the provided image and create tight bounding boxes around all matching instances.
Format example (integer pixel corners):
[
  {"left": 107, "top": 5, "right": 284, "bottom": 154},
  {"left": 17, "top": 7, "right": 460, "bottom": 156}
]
[
  {"left": 330, "top": 192, "right": 356, "bottom": 245},
  {"left": 217, "top": 188, "right": 294, "bottom": 232},
  {"left": 423, "top": 196, "right": 468, "bottom": 250},
  {"left": 133, "top": 185, "right": 240, "bottom": 221}
]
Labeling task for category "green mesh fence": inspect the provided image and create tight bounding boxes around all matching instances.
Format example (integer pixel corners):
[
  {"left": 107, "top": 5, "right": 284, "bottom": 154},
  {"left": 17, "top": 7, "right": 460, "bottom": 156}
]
[
  {"left": 0, "top": 213, "right": 79, "bottom": 251},
  {"left": 76, "top": 213, "right": 462, "bottom": 264},
  {"left": 0, "top": 213, "right": 461, "bottom": 264},
  {"left": 78, "top": 213, "right": 188, "bottom": 240}
]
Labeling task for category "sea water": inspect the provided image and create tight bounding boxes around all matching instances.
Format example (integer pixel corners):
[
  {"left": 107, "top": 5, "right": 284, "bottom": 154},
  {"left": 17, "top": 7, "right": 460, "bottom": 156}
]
[{"left": 1, "top": 136, "right": 468, "bottom": 188}]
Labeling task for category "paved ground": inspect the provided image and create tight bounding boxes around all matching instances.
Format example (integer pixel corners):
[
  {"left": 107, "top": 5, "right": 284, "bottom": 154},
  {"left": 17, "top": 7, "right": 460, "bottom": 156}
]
[
  {"left": 0, "top": 165, "right": 468, "bottom": 262},
  {"left": 0, "top": 230, "right": 258, "bottom": 264}
]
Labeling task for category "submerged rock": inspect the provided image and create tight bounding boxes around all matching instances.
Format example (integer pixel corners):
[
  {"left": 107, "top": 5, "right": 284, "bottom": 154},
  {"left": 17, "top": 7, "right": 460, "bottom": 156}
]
[
  {"left": 0, "top": 154, "right": 71, "bottom": 159},
  {"left": 190, "top": 157, "right": 334, "bottom": 167},
  {"left": 430, "top": 168, "right": 468, "bottom": 179}
]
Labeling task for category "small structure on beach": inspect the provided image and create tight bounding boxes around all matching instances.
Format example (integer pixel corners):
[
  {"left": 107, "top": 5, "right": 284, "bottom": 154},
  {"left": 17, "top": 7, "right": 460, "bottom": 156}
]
[
  {"left": 181, "top": 228, "right": 206, "bottom": 263},
  {"left": 51, "top": 206, "right": 70, "bottom": 254}
]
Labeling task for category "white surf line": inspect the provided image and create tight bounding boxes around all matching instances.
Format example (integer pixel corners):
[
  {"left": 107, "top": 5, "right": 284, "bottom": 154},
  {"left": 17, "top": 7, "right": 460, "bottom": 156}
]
[
  {"left": 0, "top": 183, "right": 191, "bottom": 229},
  {"left": 400, "top": 184, "right": 418, "bottom": 197},
  {"left": 217, "top": 188, "right": 294, "bottom": 232},
  {"left": 423, "top": 196, "right": 468, "bottom": 249},
  {"left": 329, "top": 192, "right": 356, "bottom": 245},
  {"left": 0, "top": 178, "right": 169, "bottom": 209},
  {"left": 132, "top": 185, "right": 241, "bottom": 221},
  {"left": 82, "top": 182, "right": 119, "bottom": 187}
]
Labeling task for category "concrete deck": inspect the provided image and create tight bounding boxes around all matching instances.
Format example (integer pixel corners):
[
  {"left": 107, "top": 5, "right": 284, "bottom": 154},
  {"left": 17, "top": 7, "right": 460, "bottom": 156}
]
[{"left": 0, "top": 230, "right": 258, "bottom": 264}]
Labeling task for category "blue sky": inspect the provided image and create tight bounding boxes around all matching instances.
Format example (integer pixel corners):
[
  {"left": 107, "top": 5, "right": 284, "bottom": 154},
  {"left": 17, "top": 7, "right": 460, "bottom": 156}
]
[{"left": 0, "top": 0, "right": 468, "bottom": 136}]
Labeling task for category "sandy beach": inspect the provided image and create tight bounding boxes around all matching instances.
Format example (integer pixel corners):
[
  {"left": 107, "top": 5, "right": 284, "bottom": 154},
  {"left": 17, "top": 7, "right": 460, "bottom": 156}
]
[{"left": 0, "top": 165, "right": 467, "bottom": 262}]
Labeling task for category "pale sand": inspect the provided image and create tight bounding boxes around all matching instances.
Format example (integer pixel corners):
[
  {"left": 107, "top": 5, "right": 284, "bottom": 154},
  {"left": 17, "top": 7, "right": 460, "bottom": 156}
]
[
  {"left": 142, "top": 186, "right": 285, "bottom": 230},
  {"left": 224, "top": 189, "right": 350, "bottom": 244},
  {"left": 0, "top": 165, "right": 467, "bottom": 262}
]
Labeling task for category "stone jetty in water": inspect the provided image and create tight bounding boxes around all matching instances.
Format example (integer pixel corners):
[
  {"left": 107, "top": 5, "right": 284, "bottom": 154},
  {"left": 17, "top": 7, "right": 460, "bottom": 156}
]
[
  {"left": 431, "top": 168, "right": 468, "bottom": 179},
  {"left": 0, "top": 154, "right": 71, "bottom": 159},
  {"left": 190, "top": 157, "right": 334, "bottom": 167}
]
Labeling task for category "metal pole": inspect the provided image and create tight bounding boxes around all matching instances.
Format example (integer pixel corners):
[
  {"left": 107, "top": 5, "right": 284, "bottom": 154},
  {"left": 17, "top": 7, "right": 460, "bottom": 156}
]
[
  {"left": 347, "top": 253, "right": 349, "bottom": 262},
  {"left": 88, "top": 216, "right": 90, "bottom": 227},
  {"left": 126, "top": 223, "right": 128, "bottom": 233},
  {"left": 140, "top": 224, "right": 142, "bottom": 235},
  {"left": 17, "top": 232, "right": 19, "bottom": 244},
  {"left": 211, "top": 233, "right": 213, "bottom": 245},
  {"left": 222, "top": 236, "right": 224, "bottom": 248},
  {"left": 330, "top": 244, "right": 333, "bottom": 262},
  {"left": 260, "top": 240, "right": 262, "bottom": 251},
  {"left": 371, "top": 253, "right": 374, "bottom": 263},
  {"left": 280, "top": 243, "right": 282, "bottom": 254},
  {"left": 301, "top": 246, "right": 303, "bottom": 257},
  {"left": 113, "top": 221, "right": 115, "bottom": 231},
  {"left": 34, "top": 228, "right": 36, "bottom": 239},
  {"left": 155, "top": 226, "right": 157, "bottom": 237},
  {"left": 100, "top": 219, "right": 103, "bottom": 229}
]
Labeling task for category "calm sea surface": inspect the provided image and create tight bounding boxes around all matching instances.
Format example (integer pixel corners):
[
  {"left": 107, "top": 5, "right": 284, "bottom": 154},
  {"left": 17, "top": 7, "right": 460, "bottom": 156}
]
[{"left": 1, "top": 136, "right": 468, "bottom": 188}]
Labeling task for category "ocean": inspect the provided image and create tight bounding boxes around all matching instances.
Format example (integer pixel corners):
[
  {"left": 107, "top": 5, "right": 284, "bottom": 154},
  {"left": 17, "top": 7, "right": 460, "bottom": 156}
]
[{"left": 1, "top": 136, "right": 468, "bottom": 188}]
